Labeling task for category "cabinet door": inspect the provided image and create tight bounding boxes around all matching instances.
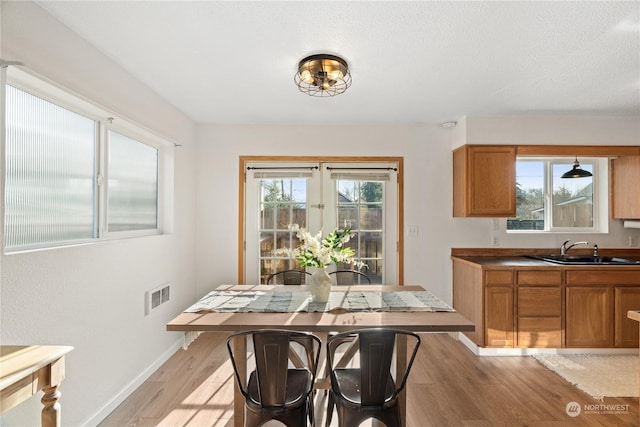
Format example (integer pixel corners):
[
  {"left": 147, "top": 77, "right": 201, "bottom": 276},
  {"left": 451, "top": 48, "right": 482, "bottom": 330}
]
[
  {"left": 612, "top": 156, "right": 640, "bottom": 219},
  {"left": 615, "top": 287, "right": 640, "bottom": 347},
  {"left": 485, "top": 286, "right": 514, "bottom": 347},
  {"left": 565, "top": 287, "right": 613, "bottom": 347},
  {"left": 453, "top": 145, "right": 516, "bottom": 217}
]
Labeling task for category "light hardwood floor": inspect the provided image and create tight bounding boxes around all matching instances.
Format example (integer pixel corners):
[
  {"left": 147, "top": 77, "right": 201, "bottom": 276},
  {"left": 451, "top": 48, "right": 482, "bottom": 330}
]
[{"left": 99, "top": 333, "right": 638, "bottom": 426}]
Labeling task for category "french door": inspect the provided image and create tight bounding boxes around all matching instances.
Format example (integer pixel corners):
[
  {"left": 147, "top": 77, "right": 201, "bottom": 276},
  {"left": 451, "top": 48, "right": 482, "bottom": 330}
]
[{"left": 244, "top": 159, "right": 399, "bottom": 285}]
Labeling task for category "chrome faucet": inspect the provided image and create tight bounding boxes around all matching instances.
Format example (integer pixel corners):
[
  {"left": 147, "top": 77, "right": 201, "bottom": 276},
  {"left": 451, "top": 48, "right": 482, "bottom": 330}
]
[{"left": 560, "top": 240, "right": 589, "bottom": 256}]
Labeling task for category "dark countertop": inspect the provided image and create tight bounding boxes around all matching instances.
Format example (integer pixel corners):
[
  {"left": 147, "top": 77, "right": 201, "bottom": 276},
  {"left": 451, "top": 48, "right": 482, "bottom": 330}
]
[{"left": 451, "top": 255, "right": 640, "bottom": 268}]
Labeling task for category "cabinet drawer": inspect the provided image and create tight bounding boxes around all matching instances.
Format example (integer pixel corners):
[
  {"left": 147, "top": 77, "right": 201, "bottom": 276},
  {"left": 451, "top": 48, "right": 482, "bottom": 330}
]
[
  {"left": 518, "top": 287, "right": 561, "bottom": 317},
  {"left": 517, "top": 317, "right": 562, "bottom": 348},
  {"left": 566, "top": 270, "right": 640, "bottom": 286},
  {"left": 485, "top": 270, "right": 513, "bottom": 285},
  {"left": 517, "top": 270, "right": 562, "bottom": 286}
]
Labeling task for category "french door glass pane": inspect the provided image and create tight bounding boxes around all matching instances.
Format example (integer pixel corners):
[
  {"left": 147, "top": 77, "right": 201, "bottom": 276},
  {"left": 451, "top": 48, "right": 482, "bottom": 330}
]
[
  {"left": 259, "top": 178, "right": 307, "bottom": 283},
  {"left": 4, "top": 85, "right": 96, "bottom": 249},
  {"left": 107, "top": 130, "right": 158, "bottom": 232},
  {"left": 336, "top": 179, "right": 384, "bottom": 284},
  {"left": 552, "top": 163, "right": 593, "bottom": 228}
]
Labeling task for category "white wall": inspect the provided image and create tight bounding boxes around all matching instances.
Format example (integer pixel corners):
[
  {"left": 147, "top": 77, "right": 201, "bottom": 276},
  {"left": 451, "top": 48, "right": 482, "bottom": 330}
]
[
  {"left": 1, "top": 2, "right": 639, "bottom": 426},
  {"left": 196, "top": 119, "right": 640, "bottom": 304},
  {"left": 1, "top": 2, "right": 198, "bottom": 426}
]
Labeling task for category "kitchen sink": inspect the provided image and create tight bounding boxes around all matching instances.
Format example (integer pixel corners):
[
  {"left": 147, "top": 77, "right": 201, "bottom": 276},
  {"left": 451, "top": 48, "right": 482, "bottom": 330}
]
[{"left": 528, "top": 255, "right": 640, "bottom": 265}]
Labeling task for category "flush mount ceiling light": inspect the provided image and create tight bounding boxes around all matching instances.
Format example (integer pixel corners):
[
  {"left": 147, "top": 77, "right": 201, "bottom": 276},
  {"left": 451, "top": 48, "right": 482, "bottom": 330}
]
[
  {"left": 294, "top": 54, "right": 351, "bottom": 97},
  {"left": 561, "top": 157, "right": 593, "bottom": 179}
]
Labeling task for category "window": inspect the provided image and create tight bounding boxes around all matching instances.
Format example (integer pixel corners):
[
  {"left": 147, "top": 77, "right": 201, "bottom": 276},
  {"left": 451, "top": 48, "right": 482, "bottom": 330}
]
[
  {"left": 2, "top": 68, "right": 171, "bottom": 252},
  {"left": 4, "top": 85, "right": 98, "bottom": 248},
  {"left": 507, "top": 157, "right": 607, "bottom": 232},
  {"left": 107, "top": 130, "right": 158, "bottom": 232}
]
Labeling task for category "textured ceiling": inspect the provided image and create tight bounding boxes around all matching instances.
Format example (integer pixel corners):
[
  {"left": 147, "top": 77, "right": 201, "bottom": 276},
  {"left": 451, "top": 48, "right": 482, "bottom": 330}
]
[{"left": 36, "top": 1, "right": 640, "bottom": 125}]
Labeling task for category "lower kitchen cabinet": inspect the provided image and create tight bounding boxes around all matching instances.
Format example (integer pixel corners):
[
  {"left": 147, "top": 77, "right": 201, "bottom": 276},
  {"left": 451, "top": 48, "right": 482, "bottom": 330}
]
[
  {"left": 565, "top": 286, "right": 613, "bottom": 347},
  {"left": 516, "top": 270, "right": 562, "bottom": 348},
  {"left": 452, "top": 257, "right": 640, "bottom": 349},
  {"left": 485, "top": 286, "right": 514, "bottom": 347},
  {"left": 565, "top": 270, "right": 640, "bottom": 348},
  {"left": 615, "top": 287, "right": 640, "bottom": 347},
  {"left": 517, "top": 287, "right": 562, "bottom": 347}
]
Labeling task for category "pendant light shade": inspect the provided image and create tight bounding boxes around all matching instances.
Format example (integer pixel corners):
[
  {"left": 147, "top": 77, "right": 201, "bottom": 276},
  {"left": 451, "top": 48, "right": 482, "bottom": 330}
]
[
  {"left": 294, "top": 54, "right": 351, "bottom": 97},
  {"left": 561, "top": 157, "right": 593, "bottom": 179}
]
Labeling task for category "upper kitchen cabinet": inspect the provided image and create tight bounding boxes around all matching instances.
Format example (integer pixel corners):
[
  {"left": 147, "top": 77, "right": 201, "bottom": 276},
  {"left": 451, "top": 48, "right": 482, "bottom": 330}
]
[
  {"left": 453, "top": 145, "right": 516, "bottom": 217},
  {"left": 612, "top": 156, "right": 640, "bottom": 219}
]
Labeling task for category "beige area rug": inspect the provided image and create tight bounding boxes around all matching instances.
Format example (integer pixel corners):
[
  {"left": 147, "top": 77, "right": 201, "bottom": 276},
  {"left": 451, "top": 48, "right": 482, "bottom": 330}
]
[{"left": 533, "top": 353, "right": 639, "bottom": 399}]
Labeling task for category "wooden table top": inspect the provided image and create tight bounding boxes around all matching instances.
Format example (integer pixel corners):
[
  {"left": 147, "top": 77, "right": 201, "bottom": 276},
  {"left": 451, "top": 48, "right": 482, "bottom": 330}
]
[
  {"left": 167, "top": 285, "right": 475, "bottom": 333},
  {"left": 0, "top": 345, "right": 73, "bottom": 391}
]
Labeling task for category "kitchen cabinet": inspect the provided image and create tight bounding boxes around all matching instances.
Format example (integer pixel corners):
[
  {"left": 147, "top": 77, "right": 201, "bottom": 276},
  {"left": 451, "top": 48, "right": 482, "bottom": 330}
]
[
  {"left": 453, "top": 255, "right": 640, "bottom": 349},
  {"left": 453, "top": 263, "right": 564, "bottom": 348},
  {"left": 565, "top": 270, "right": 640, "bottom": 348},
  {"left": 484, "top": 270, "right": 514, "bottom": 347},
  {"left": 565, "top": 285, "right": 613, "bottom": 347},
  {"left": 615, "top": 287, "right": 640, "bottom": 347},
  {"left": 452, "top": 263, "right": 516, "bottom": 348},
  {"left": 612, "top": 156, "right": 640, "bottom": 219},
  {"left": 452, "top": 145, "right": 516, "bottom": 217},
  {"left": 515, "top": 270, "right": 562, "bottom": 348}
]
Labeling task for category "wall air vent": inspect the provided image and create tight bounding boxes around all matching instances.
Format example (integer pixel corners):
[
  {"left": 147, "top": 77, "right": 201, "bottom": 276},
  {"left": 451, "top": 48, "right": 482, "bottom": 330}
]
[{"left": 145, "top": 283, "right": 171, "bottom": 315}]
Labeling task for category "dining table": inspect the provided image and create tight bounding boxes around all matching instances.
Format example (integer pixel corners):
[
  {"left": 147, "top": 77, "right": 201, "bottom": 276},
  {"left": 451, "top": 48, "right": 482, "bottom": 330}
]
[{"left": 167, "top": 284, "right": 474, "bottom": 427}]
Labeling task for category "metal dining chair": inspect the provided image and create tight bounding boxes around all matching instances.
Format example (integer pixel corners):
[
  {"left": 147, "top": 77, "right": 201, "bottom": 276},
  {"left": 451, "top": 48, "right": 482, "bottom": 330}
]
[
  {"left": 266, "top": 269, "right": 312, "bottom": 285},
  {"left": 325, "top": 328, "right": 421, "bottom": 427},
  {"left": 329, "top": 269, "right": 371, "bottom": 285},
  {"left": 227, "top": 329, "right": 321, "bottom": 427}
]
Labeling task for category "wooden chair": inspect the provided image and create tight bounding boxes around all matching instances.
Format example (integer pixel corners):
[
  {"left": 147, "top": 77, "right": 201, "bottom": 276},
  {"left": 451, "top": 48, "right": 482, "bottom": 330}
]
[
  {"left": 329, "top": 269, "right": 371, "bottom": 285},
  {"left": 266, "top": 269, "right": 311, "bottom": 285},
  {"left": 325, "top": 328, "right": 421, "bottom": 427},
  {"left": 227, "top": 329, "right": 321, "bottom": 427}
]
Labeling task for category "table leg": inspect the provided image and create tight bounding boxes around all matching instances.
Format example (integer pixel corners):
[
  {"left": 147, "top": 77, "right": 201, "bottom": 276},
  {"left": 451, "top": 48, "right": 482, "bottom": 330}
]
[
  {"left": 315, "top": 332, "right": 329, "bottom": 391},
  {"left": 40, "top": 385, "right": 61, "bottom": 427},
  {"left": 39, "top": 355, "right": 66, "bottom": 427},
  {"left": 233, "top": 336, "right": 246, "bottom": 427}
]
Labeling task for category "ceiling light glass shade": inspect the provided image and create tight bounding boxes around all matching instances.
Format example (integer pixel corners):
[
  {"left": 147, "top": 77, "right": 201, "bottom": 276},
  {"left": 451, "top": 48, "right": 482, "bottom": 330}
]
[
  {"left": 294, "top": 54, "right": 352, "bottom": 97},
  {"left": 561, "top": 157, "right": 593, "bottom": 178}
]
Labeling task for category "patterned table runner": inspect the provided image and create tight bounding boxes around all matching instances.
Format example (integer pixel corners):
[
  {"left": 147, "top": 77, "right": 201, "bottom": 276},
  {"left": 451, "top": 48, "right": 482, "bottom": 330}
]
[{"left": 184, "top": 289, "right": 455, "bottom": 313}]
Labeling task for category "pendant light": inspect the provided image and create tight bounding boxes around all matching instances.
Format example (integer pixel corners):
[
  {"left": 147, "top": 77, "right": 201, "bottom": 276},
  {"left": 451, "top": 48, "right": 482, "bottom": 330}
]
[{"left": 561, "top": 157, "right": 593, "bottom": 179}]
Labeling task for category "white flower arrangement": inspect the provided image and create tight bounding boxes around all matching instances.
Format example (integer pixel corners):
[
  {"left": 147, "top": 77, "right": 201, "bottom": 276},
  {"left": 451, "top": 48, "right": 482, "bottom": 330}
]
[{"left": 276, "top": 224, "right": 366, "bottom": 270}]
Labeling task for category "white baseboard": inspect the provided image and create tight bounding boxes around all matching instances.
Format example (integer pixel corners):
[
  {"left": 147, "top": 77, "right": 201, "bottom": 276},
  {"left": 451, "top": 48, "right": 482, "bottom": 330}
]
[
  {"left": 456, "top": 332, "right": 639, "bottom": 356},
  {"left": 82, "top": 337, "right": 184, "bottom": 426}
]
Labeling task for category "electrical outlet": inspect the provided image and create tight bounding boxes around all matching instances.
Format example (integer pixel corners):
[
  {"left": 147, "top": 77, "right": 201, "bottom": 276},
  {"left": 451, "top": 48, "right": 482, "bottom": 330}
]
[
  {"left": 491, "top": 235, "right": 500, "bottom": 246},
  {"left": 407, "top": 224, "right": 418, "bottom": 237},
  {"left": 630, "top": 235, "right": 638, "bottom": 247}
]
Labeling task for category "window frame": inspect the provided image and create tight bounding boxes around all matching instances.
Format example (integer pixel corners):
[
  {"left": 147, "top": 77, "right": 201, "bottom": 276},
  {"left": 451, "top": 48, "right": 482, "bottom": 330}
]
[
  {"left": 507, "top": 156, "right": 608, "bottom": 234},
  {"left": 2, "top": 67, "right": 172, "bottom": 253}
]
